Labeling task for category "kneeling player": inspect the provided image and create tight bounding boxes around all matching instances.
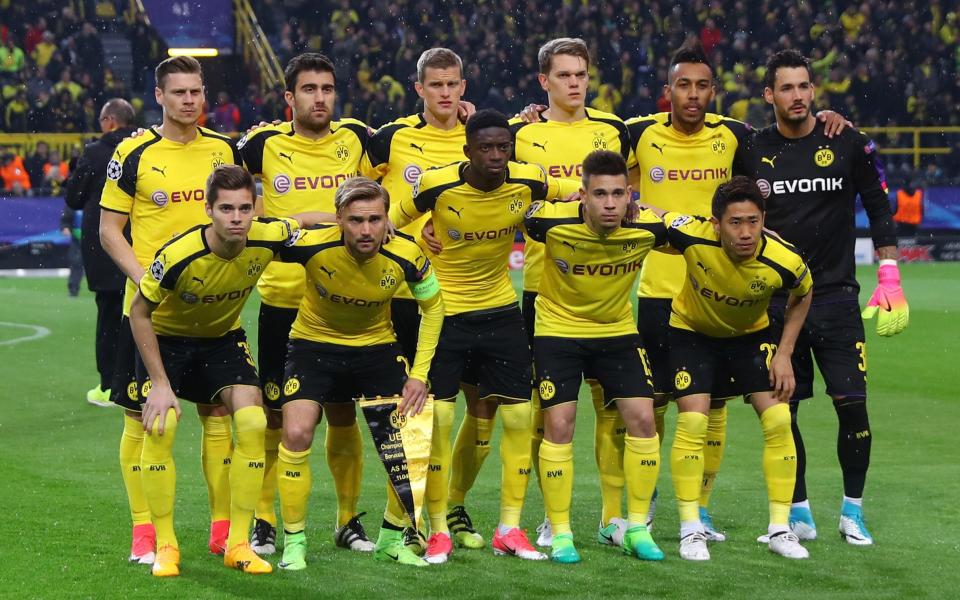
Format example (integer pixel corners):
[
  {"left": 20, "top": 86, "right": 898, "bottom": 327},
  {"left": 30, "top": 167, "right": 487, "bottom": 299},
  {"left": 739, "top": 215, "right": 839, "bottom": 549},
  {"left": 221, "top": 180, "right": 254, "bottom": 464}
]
[
  {"left": 274, "top": 177, "right": 444, "bottom": 569},
  {"left": 525, "top": 150, "right": 666, "bottom": 563},
  {"left": 130, "top": 165, "right": 323, "bottom": 576},
  {"left": 656, "top": 176, "right": 813, "bottom": 561}
]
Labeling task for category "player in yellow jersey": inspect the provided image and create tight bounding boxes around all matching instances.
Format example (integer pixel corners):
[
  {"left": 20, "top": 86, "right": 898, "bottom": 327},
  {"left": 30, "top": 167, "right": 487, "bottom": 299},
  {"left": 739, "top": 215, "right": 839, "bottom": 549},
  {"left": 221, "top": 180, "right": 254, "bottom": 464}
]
[
  {"left": 129, "top": 165, "right": 326, "bottom": 577},
  {"left": 507, "top": 37, "right": 633, "bottom": 550},
  {"left": 625, "top": 42, "right": 847, "bottom": 539},
  {"left": 99, "top": 56, "right": 243, "bottom": 563},
  {"left": 237, "top": 53, "right": 374, "bottom": 556},
  {"left": 392, "top": 110, "right": 579, "bottom": 562},
  {"left": 273, "top": 177, "right": 444, "bottom": 569},
  {"left": 525, "top": 150, "right": 666, "bottom": 564},
  {"left": 360, "top": 48, "right": 485, "bottom": 554},
  {"left": 647, "top": 176, "right": 813, "bottom": 561}
]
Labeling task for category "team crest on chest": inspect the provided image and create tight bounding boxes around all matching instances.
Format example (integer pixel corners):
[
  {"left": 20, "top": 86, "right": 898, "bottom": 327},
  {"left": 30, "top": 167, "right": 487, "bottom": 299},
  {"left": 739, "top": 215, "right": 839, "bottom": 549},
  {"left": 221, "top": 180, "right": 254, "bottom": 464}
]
[
  {"left": 711, "top": 137, "right": 727, "bottom": 155},
  {"left": 380, "top": 269, "right": 398, "bottom": 289},
  {"left": 335, "top": 141, "right": 350, "bottom": 162},
  {"left": 247, "top": 258, "right": 263, "bottom": 277},
  {"left": 211, "top": 151, "right": 225, "bottom": 169},
  {"left": 508, "top": 193, "right": 524, "bottom": 214},
  {"left": 814, "top": 146, "right": 834, "bottom": 167},
  {"left": 592, "top": 132, "right": 608, "bottom": 150}
]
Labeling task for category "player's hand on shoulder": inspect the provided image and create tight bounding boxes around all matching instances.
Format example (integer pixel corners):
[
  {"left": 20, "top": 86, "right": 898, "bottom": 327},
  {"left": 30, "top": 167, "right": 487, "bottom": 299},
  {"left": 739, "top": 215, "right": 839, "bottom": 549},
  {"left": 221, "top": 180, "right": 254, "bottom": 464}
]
[
  {"left": 815, "top": 110, "right": 852, "bottom": 138},
  {"left": 399, "top": 378, "right": 428, "bottom": 416},
  {"left": 624, "top": 200, "right": 639, "bottom": 223},
  {"left": 244, "top": 120, "right": 283, "bottom": 136},
  {"left": 458, "top": 100, "right": 477, "bottom": 123},
  {"left": 128, "top": 127, "right": 149, "bottom": 139},
  {"left": 515, "top": 104, "right": 547, "bottom": 123},
  {"left": 421, "top": 219, "right": 443, "bottom": 255},
  {"left": 141, "top": 382, "right": 181, "bottom": 436},
  {"left": 769, "top": 351, "right": 796, "bottom": 403}
]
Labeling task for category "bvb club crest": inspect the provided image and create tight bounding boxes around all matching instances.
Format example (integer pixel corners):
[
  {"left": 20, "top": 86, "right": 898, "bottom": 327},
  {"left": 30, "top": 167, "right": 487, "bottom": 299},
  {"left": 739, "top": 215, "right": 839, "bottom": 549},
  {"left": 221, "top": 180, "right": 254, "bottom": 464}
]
[{"left": 814, "top": 147, "right": 834, "bottom": 167}]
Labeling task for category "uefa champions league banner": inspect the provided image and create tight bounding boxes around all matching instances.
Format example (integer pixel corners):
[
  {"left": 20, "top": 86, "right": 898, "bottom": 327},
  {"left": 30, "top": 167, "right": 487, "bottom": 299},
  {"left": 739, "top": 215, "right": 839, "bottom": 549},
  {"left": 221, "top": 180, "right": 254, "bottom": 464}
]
[{"left": 359, "top": 395, "right": 434, "bottom": 527}]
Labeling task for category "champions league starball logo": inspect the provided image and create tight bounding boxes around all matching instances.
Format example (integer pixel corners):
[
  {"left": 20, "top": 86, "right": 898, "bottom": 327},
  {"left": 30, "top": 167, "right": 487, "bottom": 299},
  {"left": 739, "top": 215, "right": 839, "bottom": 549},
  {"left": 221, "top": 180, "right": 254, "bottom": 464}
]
[
  {"left": 151, "top": 190, "right": 169, "bottom": 207},
  {"left": 273, "top": 174, "right": 292, "bottom": 195}
]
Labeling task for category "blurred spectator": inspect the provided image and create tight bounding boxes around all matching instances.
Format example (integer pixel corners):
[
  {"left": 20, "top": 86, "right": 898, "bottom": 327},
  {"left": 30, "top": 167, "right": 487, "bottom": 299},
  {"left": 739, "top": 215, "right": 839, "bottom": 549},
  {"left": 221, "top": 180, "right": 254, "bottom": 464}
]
[
  {"left": 43, "top": 149, "right": 70, "bottom": 195},
  {"left": 5, "top": 90, "right": 29, "bottom": 132},
  {"left": 212, "top": 91, "right": 241, "bottom": 133},
  {"left": 1, "top": 150, "right": 32, "bottom": 196},
  {"left": 893, "top": 181, "right": 924, "bottom": 236},
  {"left": 59, "top": 205, "right": 83, "bottom": 296},
  {"left": 24, "top": 141, "right": 50, "bottom": 190},
  {"left": 0, "top": 36, "right": 25, "bottom": 80},
  {"left": 74, "top": 23, "right": 104, "bottom": 83},
  {"left": 31, "top": 31, "right": 57, "bottom": 70},
  {"left": 54, "top": 68, "right": 83, "bottom": 101}
]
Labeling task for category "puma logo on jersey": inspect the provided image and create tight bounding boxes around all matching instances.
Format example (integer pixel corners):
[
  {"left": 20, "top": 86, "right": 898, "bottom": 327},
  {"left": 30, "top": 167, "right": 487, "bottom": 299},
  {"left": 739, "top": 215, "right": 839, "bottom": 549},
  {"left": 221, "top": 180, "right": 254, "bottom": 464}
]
[
  {"left": 447, "top": 205, "right": 464, "bottom": 218},
  {"left": 320, "top": 266, "right": 336, "bottom": 278},
  {"left": 761, "top": 156, "right": 777, "bottom": 168},
  {"left": 410, "top": 142, "right": 426, "bottom": 154},
  {"left": 192, "top": 276, "right": 205, "bottom": 285},
  {"left": 151, "top": 166, "right": 167, "bottom": 176},
  {"left": 651, "top": 142, "right": 666, "bottom": 155},
  {"left": 561, "top": 240, "right": 578, "bottom": 252},
  {"left": 696, "top": 261, "right": 710, "bottom": 274},
  {"left": 532, "top": 141, "right": 548, "bottom": 151},
  {"left": 279, "top": 151, "right": 295, "bottom": 163}
]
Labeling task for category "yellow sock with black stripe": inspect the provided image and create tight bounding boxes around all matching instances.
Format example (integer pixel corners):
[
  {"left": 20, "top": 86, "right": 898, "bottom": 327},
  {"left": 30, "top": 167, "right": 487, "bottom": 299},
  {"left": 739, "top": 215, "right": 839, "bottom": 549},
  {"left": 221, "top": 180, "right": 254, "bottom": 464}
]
[
  {"left": 325, "top": 421, "right": 363, "bottom": 528},
  {"left": 530, "top": 389, "right": 545, "bottom": 494},
  {"left": 199, "top": 414, "right": 233, "bottom": 523},
  {"left": 700, "top": 404, "right": 728, "bottom": 509},
  {"left": 277, "top": 443, "right": 311, "bottom": 533},
  {"left": 227, "top": 406, "right": 267, "bottom": 548},
  {"left": 141, "top": 408, "right": 179, "bottom": 549},
  {"left": 654, "top": 401, "right": 669, "bottom": 445},
  {"left": 449, "top": 413, "right": 494, "bottom": 506},
  {"left": 383, "top": 482, "right": 409, "bottom": 529},
  {"left": 426, "top": 400, "right": 455, "bottom": 533},
  {"left": 671, "top": 411, "right": 708, "bottom": 524},
  {"left": 499, "top": 402, "right": 533, "bottom": 528},
  {"left": 760, "top": 403, "right": 797, "bottom": 527},
  {"left": 624, "top": 434, "right": 660, "bottom": 524},
  {"left": 255, "top": 426, "right": 281, "bottom": 526},
  {"left": 592, "top": 382, "right": 625, "bottom": 524},
  {"left": 538, "top": 440, "right": 573, "bottom": 536},
  {"left": 120, "top": 414, "right": 151, "bottom": 526}
]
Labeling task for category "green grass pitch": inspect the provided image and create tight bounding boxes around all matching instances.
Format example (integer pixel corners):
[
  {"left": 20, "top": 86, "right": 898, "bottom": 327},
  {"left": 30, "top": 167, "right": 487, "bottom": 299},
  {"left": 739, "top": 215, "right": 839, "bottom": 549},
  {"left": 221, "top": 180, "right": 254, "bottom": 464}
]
[{"left": 1, "top": 263, "right": 957, "bottom": 599}]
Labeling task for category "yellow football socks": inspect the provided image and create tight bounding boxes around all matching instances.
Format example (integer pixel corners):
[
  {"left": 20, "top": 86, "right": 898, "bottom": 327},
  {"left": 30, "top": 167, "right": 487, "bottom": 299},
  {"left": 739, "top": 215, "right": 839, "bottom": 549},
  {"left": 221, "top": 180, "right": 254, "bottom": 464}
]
[
  {"left": 227, "top": 406, "right": 267, "bottom": 548},
  {"left": 701, "top": 404, "right": 728, "bottom": 509},
  {"left": 199, "top": 414, "right": 233, "bottom": 523},
  {"left": 530, "top": 389, "right": 544, "bottom": 491},
  {"left": 255, "top": 426, "right": 281, "bottom": 526},
  {"left": 426, "top": 400, "right": 455, "bottom": 533},
  {"left": 325, "top": 421, "right": 363, "bottom": 528},
  {"left": 538, "top": 439, "right": 573, "bottom": 536},
  {"left": 592, "top": 383, "right": 625, "bottom": 524},
  {"left": 498, "top": 402, "right": 532, "bottom": 528},
  {"left": 760, "top": 403, "right": 797, "bottom": 527},
  {"left": 120, "top": 414, "right": 151, "bottom": 526},
  {"left": 448, "top": 413, "right": 494, "bottom": 506},
  {"left": 671, "top": 411, "right": 708, "bottom": 524},
  {"left": 277, "top": 443, "right": 311, "bottom": 533},
  {"left": 141, "top": 408, "right": 179, "bottom": 549},
  {"left": 654, "top": 401, "right": 669, "bottom": 444},
  {"left": 624, "top": 434, "right": 660, "bottom": 525}
]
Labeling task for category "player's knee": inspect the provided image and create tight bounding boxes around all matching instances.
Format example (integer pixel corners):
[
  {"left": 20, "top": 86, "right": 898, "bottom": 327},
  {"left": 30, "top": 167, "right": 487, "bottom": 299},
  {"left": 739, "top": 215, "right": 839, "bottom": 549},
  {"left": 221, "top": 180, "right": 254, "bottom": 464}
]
[{"left": 282, "top": 423, "right": 315, "bottom": 452}]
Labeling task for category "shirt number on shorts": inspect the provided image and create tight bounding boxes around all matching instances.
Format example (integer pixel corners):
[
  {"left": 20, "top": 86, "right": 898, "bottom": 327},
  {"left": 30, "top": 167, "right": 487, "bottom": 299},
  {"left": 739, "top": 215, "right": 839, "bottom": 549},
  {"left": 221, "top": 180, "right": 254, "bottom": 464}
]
[
  {"left": 759, "top": 343, "right": 778, "bottom": 369},
  {"left": 637, "top": 348, "right": 653, "bottom": 378},
  {"left": 855, "top": 341, "right": 867, "bottom": 372},
  {"left": 238, "top": 341, "right": 256, "bottom": 367},
  {"left": 396, "top": 354, "right": 411, "bottom": 376}
]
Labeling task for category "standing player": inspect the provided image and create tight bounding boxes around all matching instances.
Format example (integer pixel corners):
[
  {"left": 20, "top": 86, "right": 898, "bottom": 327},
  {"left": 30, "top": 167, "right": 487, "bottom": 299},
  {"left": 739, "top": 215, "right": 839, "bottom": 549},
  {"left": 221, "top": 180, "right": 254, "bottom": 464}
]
[
  {"left": 391, "top": 110, "right": 579, "bottom": 562},
  {"left": 237, "top": 52, "right": 373, "bottom": 555},
  {"left": 656, "top": 176, "right": 813, "bottom": 560},
  {"left": 130, "top": 165, "right": 323, "bottom": 576},
  {"left": 525, "top": 150, "right": 665, "bottom": 564},
  {"left": 509, "top": 37, "right": 633, "bottom": 549},
  {"left": 99, "top": 55, "right": 242, "bottom": 563},
  {"left": 735, "top": 50, "right": 906, "bottom": 545},
  {"left": 274, "top": 177, "right": 444, "bottom": 569},
  {"left": 360, "top": 48, "right": 483, "bottom": 553}
]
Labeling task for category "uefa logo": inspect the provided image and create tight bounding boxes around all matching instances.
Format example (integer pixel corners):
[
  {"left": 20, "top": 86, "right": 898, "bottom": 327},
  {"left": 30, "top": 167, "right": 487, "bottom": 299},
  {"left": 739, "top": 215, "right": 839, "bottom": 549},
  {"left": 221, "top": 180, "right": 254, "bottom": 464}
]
[
  {"left": 151, "top": 190, "right": 168, "bottom": 207},
  {"left": 554, "top": 258, "right": 570, "bottom": 274},
  {"left": 273, "top": 173, "right": 292, "bottom": 194},
  {"left": 649, "top": 166, "right": 665, "bottom": 183},
  {"left": 756, "top": 178, "right": 772, "bottom": 198},
  {"left": 403, "top": 164, "right": 422, "bottom": 185},
  {"left": 447, "top": 228, "right": 462, "bottom": 241}
]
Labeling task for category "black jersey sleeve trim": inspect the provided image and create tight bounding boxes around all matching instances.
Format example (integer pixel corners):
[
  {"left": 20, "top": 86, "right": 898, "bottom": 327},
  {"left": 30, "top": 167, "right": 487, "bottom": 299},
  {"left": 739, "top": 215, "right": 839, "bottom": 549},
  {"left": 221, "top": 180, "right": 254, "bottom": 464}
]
[
  {"left": 624, "top": 221, "right": 669, "bottom": 246},
  {"left": 757, "top": 254, "right": 798, "bottom": 290},
  {"left": 158, "top": 247, "right": 211, "bottom": 290},
  {"left": 626, "top": 119, "right": 657, "bottom": 151},
  {"left": 338, "top": 122, "right": 371, "bottom": 153},
  {"left": 665, "top": 227, "right": 720, "bottom": 252},
  {"left": 523, "top": 201, "right": 581, "bottom": 243},
  {"left": 587, "top": 112, "right": 631, "bottom": 160},
  {"left": 379, "top": 246, "right": 423, "bottom": 282},
  {"left": 278, "top": 238, "right": 344, "bottom": 265},
  {"left": 367, "top": 123, "right": 405, "bottom": 167},
  {"left": 118, "top": 133, "right": 162, "bottom": 197},
  {"left": 199, "top": 128, "right": 243, "bottom": 166},
  {"left": 238, "top": 129, "right": 282, "bottom": 175},
  {"left": 414, "top": 172, "right": 464, "bottom": 213}
]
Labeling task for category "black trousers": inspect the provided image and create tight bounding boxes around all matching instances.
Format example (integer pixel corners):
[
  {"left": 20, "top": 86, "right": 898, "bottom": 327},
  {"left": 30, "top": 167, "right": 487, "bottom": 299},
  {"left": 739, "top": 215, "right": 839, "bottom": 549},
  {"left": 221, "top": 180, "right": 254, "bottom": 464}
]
[{"left": 95, "top": 290, "right": 123, "bottom": 389}]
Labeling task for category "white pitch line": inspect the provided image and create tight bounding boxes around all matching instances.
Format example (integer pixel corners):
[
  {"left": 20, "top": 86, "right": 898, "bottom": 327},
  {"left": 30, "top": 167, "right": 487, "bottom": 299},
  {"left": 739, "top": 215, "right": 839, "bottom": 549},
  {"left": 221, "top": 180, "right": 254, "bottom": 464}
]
[{"left": 0, "top": 322, "right": 52, "bottom": 346}]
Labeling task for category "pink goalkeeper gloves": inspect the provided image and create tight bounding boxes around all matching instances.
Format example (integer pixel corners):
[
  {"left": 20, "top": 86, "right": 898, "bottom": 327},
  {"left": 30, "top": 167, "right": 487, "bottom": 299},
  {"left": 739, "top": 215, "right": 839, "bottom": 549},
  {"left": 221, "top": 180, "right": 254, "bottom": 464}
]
[{"left": 861, "top": 262, "right": 909, "bottom": 336}]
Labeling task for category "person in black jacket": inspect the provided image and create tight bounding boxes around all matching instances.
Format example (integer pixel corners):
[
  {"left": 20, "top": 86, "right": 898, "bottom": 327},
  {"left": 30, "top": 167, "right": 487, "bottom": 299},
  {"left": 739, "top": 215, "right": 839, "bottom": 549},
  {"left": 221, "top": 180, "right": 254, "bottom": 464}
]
[{"left": 64, "top": 98, "right": 136, "bottom": 407}]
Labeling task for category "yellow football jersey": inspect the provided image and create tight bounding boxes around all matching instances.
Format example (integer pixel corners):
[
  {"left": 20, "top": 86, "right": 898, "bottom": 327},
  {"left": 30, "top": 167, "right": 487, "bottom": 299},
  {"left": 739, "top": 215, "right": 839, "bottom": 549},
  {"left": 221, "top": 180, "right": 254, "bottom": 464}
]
[
  {"left": 510, "top": 107, "right": 630, "bottom": 292},
  {"left": 626, "top": 112, "right": 751, "bottom": 299},
  {"left": 139, "top": 217, "right": 299, "bottom": 338},
  {"left": 525, "top": 201, "right": 667, "bottom": 338},
  {"left": 99, "top": 126, "right": 242, "bottom": 316},
  {"left": 393, "top": 161, "right": 575, "bottom": 316},
  {"left": 361, "top": 114, "right": 467, "bottom": 300},
  {"left": 237, "top": 119, "right": 369, "bottom": 309},
  {"left": 663, "top": 212, "right": 812, "bottom": 338},
  {"left": 280, "top": 225, "right": 437, "bottom": 348}
]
